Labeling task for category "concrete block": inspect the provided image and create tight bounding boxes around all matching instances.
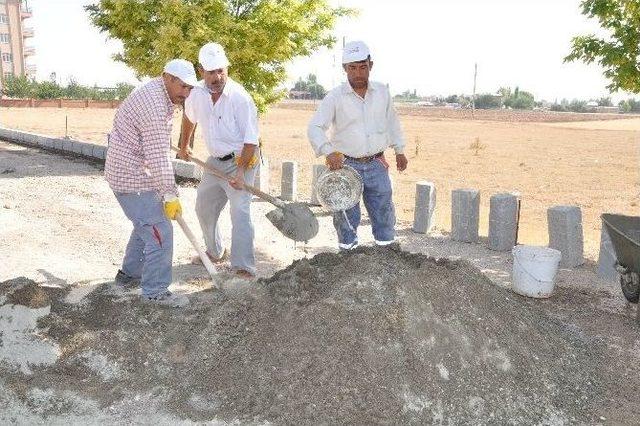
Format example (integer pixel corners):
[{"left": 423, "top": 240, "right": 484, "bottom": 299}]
[
  {"left": 310, "top": 164, "right": 328, "bottom": 206},
  {"left": 193, "top": 165, "right": 203, "bottom": 181},
  {"left": 488, "top": 192, "right": 520, "bottom": 251},
  {"left": 597, "top": 223, "right": 618, "bottom": 282},
  {"left": 547, "top": 205, "right": 584, "bottom": 268},
  {"left": 280, "top": 160, "right": 297, "bottom": 201},
  {"left": 53, "top": 138, "right": 64, "bottom": 151},
  {"left": 172, "top": 159, "right": 199, "bottom": 179},
  {"left": 451, "top": 189, "right": 480, "bottom": 243},
  {"left": 0, "top": 128, "right": 11, "bottom": 140},
  {"left": 254, "top": 157, "right": 270, "bottom": 194},
  {"left": 413, "top": 181, "right": 436, "bottom": 234},
  {"left": 71, "top": 141, "right": 84, "bottom": 154},
  {"left": 81, "top": 143, "right": 95, "bottom": 157},
  {"left": 22, "top": 132, "right": 38, "bottom": 146},
  {"left": 40, "top": 137, "right": 54, "bottom": 150},
  {"left": 92, "top": 145, "right": 107, "bottom": 160},
  {"left": 61, "top": 139, "right": 74, "bottom": 152}
]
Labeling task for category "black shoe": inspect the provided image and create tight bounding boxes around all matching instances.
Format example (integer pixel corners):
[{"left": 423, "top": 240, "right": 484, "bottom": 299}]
[{"left": 115, "top": 270, "right": 140, "bottom": 288}]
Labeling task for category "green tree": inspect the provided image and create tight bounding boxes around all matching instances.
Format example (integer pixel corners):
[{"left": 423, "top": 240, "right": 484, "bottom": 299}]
[
  {"left": 618, "top": 98, "right": 640, "bottom": 112},
  {"left": 293, "top": 73, "right": 326, "bottom": 99},
  {"left": 34, "top": 81, "right": 63, "bottom": 99},
  {"left": 1, "top": 74, "right": 35, "bottom": 98},
  {"left": 64, "top": 77, "right": 91, "bottom": 99},
  {"left": 114, "top": 82, "right": 136, "bottom": 100},
  {"left": 86, "top": 0, "right": 352, "bottom": 112},
  {"left": 565, "top": 0, "right": 640, "bottom": 93},
  {"left": 503, "top": 86, "right": 535, "bottom": 110},
  {"left": 474, "top": 93, "right": 502, "bottom": 109}
]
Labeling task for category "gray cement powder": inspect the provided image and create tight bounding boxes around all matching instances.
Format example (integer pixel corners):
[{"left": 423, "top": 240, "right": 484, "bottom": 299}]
[{"left": 0, "top": 246, "right": 635, "bottom": 424}]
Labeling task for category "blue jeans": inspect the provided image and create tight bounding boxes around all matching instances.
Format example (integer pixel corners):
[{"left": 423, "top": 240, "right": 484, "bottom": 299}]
[
  {"left": 114, "top": 191, "right": 173, "bottom": 297},
  {"left": 332, "top": 157, "right": 396, "bottom": 249}
]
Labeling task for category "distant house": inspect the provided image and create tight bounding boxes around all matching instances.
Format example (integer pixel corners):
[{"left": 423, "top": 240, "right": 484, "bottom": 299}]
[{"left": 288, "top": 90, "right": 311, "bottom": 100}]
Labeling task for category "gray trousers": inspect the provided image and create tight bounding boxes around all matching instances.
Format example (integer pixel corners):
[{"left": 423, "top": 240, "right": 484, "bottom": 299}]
[{"left": 195, "top": 155, "right": 257, "bottom": 275}]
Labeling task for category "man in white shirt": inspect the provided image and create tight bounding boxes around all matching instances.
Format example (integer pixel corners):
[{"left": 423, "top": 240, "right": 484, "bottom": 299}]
[
  {"left": 178, "top": 42, "right": 259, "bottom": 279},
  {"left": 307, "top": 40, "right": 408, "bottom": 250}
]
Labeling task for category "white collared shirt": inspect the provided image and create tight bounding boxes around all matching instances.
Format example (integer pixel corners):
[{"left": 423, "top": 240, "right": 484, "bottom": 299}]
[
  {"left": 307, "top": 81, "right": 405, "bottom": 158},
  {"left": 184, "top": 77, "right": 259, "bottom": 157}
]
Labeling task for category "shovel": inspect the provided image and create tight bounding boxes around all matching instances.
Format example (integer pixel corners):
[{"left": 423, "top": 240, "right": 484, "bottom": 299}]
[{"left": 171, "top": 147, "right": 319, "bottom": 242}]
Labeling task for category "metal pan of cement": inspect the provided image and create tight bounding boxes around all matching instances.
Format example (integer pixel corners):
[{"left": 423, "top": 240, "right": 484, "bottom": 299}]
[{"left": 315, "top": 165, "right": 363, "bottom": 212}]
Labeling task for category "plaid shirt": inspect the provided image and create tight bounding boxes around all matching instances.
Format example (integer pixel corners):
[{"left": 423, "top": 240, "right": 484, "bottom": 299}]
[{"left": 105, "top": 77, "right": 178, "bottom": 198}]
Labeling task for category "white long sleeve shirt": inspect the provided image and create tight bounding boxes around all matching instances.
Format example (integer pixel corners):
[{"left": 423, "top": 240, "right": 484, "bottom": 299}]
[
  {"left": 184, "top": 78, "right": 259, "bottom": 157},
  {"left": 307, "top": 81, "right": 405, "bottom": 158}
]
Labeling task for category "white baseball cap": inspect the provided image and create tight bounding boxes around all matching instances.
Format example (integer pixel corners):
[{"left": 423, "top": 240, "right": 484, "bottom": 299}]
[
  {"left": 342, "top": 40, "right": 370, "bottom": 64},
  {"left": 163, "top": 59, "right": 198, "bottom": 86},
  {"left": 199, "top": 42, "right": 230, "bottom": 71}
]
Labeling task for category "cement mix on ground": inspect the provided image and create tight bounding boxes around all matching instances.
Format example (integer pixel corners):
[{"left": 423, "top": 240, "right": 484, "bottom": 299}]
[
  {"left": 1, "top": 246, "right": 638, "bottom": 424},
  {"left": 1, "top": 141, "right": 639, "bottom": 424}
]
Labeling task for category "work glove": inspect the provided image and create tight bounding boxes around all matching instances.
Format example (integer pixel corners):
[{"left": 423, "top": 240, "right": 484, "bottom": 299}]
[
  {"left": 235, "top": 154, "right": 259, "bottom": 169},
  {"left": 163, "top": 196, "right": 182, "bottom": 220}
]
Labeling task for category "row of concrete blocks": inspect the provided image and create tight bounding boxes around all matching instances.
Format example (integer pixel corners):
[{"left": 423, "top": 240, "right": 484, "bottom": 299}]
[
  {"left": 410, "top": 184, "right": 587, "bottom": 269},
  {"left": 0, "top": 128, "right": 616, "bottom": 278},
  {"left": 0, "top": 127, "right": 207, "bottom": 181}
]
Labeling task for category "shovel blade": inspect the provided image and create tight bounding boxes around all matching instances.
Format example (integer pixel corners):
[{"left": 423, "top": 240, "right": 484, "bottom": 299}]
[{"left": 265, "top": 203, "right": 319, "bottom": 242}]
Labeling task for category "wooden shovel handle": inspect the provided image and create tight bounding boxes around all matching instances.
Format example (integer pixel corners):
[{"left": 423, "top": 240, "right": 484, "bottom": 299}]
[{"left": 171, "top": 146, "right": 285, "bottom": 208}]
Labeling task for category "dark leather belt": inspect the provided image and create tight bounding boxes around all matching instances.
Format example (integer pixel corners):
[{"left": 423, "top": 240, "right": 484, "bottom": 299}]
[
  {"left": 216, "top": 152, "right": 235, "bottom": 161},
  {"left": 345, "top": 152, "right": 384, "bottom": 163}
]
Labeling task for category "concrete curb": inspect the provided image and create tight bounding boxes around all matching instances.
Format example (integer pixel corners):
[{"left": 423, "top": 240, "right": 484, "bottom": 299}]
[{"left": 0, "top": 126, "right": 202, "bottom": 180}]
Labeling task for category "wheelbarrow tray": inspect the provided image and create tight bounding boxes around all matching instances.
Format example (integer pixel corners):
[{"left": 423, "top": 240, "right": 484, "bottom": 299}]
[{"left": 601, "top": 213, "right": 640, "bottom": 273}]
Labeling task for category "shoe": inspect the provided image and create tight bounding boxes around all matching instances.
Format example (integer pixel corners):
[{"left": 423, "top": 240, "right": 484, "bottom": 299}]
[
  {"left": 115, "top": 269, "right": 140, "bottom": 288},
  {"left": 142, "top": 291, "right": 189, "bottom": 308},
  {"left": 191, "top": 248, "right": 229, "bottom": 265},
  {"left": 235, "top": 269, "right": 256, "bottom": 280}
]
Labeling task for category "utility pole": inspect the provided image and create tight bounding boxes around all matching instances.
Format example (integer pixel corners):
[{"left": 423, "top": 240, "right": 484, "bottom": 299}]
[{"left": 472, "top": 63, "right": 477, "bottom": 119}]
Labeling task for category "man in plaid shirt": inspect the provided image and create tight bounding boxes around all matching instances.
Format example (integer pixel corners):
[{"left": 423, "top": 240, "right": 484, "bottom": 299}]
[{"left": 106, "top": 59, "right": 197, "bottom": 307}]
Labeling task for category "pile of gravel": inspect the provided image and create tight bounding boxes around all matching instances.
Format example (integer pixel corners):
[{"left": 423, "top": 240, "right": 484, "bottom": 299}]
[{"left": 1, "top": 246, "right": 607, "bottom": 423}]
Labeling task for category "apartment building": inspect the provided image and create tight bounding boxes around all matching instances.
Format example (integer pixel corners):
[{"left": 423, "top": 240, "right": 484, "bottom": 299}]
[{"left": 0, "top": 0, "right": 34, "bottom": 89}]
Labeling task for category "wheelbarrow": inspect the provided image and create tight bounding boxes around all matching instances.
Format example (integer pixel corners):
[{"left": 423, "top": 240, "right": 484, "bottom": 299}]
[{"left": 601, "top": 213, "right": 640, "bottom": 303}]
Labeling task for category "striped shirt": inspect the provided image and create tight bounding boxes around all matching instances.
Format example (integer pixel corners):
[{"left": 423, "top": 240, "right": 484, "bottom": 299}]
[{"left": 105, "top": 77, "right": 178, "bottom": 198}]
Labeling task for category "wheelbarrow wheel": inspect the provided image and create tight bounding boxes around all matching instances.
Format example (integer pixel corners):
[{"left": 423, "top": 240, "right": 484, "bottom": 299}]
[{"left": 620, "top": 272, "right": 640, "bottom": 303}]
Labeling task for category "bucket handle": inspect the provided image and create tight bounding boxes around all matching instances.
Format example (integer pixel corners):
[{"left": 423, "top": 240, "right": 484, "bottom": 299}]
[{"left": 514, "top": 253, "right": 556, "bottom": 284}]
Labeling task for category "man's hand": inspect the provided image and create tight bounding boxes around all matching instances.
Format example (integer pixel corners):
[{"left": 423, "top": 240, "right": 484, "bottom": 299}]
[
  {"left": 176, "top": 146, "right": 192, "bottom": 161},
  {"left": 163, "top": 197, "right": 182, "bottom": 220},
  {"left": 396, "top": 153, "right": 408, "bottom": 172},
  {"left": 325, "top": 152, "right": 344, "bottom": 170},
  {"left": 229, "top": 168, "right": 245, "bottom": 190}
]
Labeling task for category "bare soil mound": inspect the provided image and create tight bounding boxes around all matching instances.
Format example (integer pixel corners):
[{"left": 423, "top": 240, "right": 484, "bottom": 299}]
[{"left": 1, "top": 247, "right": 609, "bottom": 423}]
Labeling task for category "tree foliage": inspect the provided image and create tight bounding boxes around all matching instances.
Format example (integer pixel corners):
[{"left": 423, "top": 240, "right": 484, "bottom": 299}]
[
  {"left": 2, "top": 75, "right": 36, "bottom": 98},
  {"left": 1, "top": 74, "right": 135, "bottom": 100},
  {"left": 292, "top": 73, "right": 326, "bottom": 99},
  {"left": 565, "top": 0, "right": 640, "bottom": 93},
  {"left": 618, "top": 98, "right": 640, "bottom": 112},
  {"left": 502, "top": 87, "right": 535, "bottom": 109},
  {"left": 85, "top": 0, "right": 352, "bottom": 112},
  {"left": 474, "top": 93, "right": 502, "bottom": 109}
]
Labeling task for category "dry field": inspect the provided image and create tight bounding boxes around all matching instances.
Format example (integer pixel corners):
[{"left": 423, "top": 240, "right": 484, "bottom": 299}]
[{"left": 1, "top": 104, "right": 638, "bottom": 257}]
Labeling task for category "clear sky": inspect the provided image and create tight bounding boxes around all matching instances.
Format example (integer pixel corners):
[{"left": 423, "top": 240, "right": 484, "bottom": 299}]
[{"left": 26, "top": 0, "right": 635, "bottom": 102}]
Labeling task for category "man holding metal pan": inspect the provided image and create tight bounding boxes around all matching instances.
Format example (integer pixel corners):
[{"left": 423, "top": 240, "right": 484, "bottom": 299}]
[
  {"left": 177, "top": 42, "right": 260, "bottom": 279},
  {"left": 307, "top": 40, "right": 408, "bottom": 250},
  {"left": 105, "top": 59, "right": 197, "bottom": 307}
]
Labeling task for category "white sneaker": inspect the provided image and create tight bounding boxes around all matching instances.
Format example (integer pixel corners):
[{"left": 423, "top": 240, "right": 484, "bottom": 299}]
[{"left": 142, "top": 291, "right": 189, "bottom": 308}]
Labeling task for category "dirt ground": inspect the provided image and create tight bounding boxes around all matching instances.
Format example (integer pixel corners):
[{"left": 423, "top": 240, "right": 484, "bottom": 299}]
[
  {"left": 1, "top": 103, "right": 638, "bottom": 258},
  {"left": 0, "top": 140, "right": 639, "bottom": 424}
]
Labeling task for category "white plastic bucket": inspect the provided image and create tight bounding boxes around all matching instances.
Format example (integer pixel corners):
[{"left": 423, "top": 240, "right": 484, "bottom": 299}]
[{"left": 511, "top": 245, "right": 562, "bottom": 298}]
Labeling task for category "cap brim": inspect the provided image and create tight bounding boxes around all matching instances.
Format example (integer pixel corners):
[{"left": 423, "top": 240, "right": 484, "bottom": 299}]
[
  {"left": 200, "top": 59, "right": 230, "bottom": 71},
  {"left": 178, "top": 75, "right": 198, "bottom": 87}
]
